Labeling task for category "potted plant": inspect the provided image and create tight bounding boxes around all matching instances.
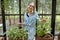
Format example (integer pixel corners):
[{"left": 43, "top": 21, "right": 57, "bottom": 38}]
[
  {"left": 36, "top": 18, "right": 53, "bottom": 40},
  {"left": 58, "top": 33, "right": 60, "bottom": 40},
  {"left": 56, "top": 23, "right": 60, "bottom": 40},
  {"left": 4, "top": 26, "right": 27, "bottom": 40}
]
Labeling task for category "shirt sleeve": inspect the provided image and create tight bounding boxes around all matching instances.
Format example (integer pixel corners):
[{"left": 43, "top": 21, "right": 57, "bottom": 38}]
[{"left": 28, "top": 11, "right": 40, "bottom": 26}]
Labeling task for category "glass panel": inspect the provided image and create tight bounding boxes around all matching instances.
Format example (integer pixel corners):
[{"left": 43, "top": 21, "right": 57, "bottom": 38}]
[
  {"left": 5, "top": 16, "right": 19, "bottom": 28},
  {"left": 21, "top": 0, "right": 35, "bottom": 14},
  {"left": 0, "top": 1, "right": 3, "bottom": 35},
  {"left": 4, "top": 0, "right": 19, "bottom": 14},
  {"left": 0, "top": 16, "right": 3, "bottom": 35},
  {"left": 0, "top": 0, "right": 1, "bottom": 14},
  {"left": 56, "top": 0, "right": 60, "bottom": 14},
  {"left": 38, "top": 0, "right": 52, "bottom": 14},
  {"left": 55, "top": 16, "right": 60, "bottom": 35},
  {"left": 5, "top": 16, "right": 19, "bottom": 40},
  {"left": 21, "top": 16, "right": 24, "bottom": 23}
]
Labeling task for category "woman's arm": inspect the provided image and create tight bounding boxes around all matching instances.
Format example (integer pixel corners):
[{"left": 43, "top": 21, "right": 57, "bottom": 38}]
[{"left": 17, "top": 23, "right": 24, "bottom": 27}]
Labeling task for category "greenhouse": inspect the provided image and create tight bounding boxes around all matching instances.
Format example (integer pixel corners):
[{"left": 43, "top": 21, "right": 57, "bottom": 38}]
[{"left": 0, "top": 0, "right": 60, "bottom": 40}]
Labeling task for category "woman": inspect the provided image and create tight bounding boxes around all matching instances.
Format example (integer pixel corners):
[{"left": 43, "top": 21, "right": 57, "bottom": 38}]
[{"left": 18, "top": 2, "right": 40, "bottom": 40}]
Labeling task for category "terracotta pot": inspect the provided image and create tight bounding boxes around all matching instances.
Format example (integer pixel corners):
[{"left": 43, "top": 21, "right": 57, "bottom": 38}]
[
  {"left": 36, "top": 34, "right": 53, "bottom": 40},
  {"left": 9, "top": 38, "right": 22, "bottom": 40},
  {"left": 36, "top": 36, "right": 53, "bottom": 40},
  {"left": 9, "top": 37, "right": 27, "bottom": 40},
  {"left": 8, "top": 38, "right": 13, "bottom": 40},
  {"left": 58, "top": 33, "right": 60, "bottom": 40},
  {"left": 17, "top": 38, "right": 22, "bottom": 40}
]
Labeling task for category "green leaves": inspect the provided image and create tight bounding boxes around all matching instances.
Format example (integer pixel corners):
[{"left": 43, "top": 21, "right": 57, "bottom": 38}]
[
  {"left": 36, "top": 18, "right": 51, "bottom": 37},
  {"left": 4, "top": 27, "right": 27, "bottom": 40}
]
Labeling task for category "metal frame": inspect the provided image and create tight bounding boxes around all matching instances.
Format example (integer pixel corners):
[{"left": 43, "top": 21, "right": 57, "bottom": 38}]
[
  {"left": 0, "top": 14, "right": 60, "bottom": 16},
  {"left": 1, "top": 0, "right": 6, "bottom": 40},
  {"left": 51, "top": 0, "right": 56, "bottom": 36},
  {"left": 19, "top": 0, "right": 21, "bottom": 23},
  {"left": 36, "top": 0, "right": 38, "bottom": 11},
  {"left": 0, "top": 0, "right": 58, "bottom": 40}
]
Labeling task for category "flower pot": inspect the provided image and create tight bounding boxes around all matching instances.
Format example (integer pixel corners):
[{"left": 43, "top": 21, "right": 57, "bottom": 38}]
[
  {"left": 9, "top": 38, "right": 22, "bottom": 40},
  {"left": 17, "top": 37, "right": 27, "bottom": 40},
  {"left": 9, "top": 37, "right": 27, "bottom": 40},
  {"left": 17, "top": 38, "right": 22, "bottom": 40},
  {"left": 58, "top": 33, "right": 60, "bottom": 40},
  {"left": 36, "top": 34, "right": 53, "bottom": 40},
  {"left": 36, "top": 36, "right": 53, "bottom": 40},
  {"left": 8, "top": 38, "right": 13, "bottom": 40}
]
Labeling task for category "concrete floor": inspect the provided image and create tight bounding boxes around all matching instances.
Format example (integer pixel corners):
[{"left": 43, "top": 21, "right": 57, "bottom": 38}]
[{"left": 54, "top": 36, "right": 58, "bottom": 40}]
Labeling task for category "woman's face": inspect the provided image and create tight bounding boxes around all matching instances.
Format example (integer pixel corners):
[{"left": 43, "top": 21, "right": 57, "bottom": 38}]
[{"left": 27, "top": 5, "right": 34, "bottom": 13}]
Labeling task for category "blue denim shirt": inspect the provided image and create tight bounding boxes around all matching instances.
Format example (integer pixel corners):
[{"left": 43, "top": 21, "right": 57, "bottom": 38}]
[
  {"left": 24, "top": 11, "right": 39, "bottom": 29},
  {"left": 24, "top": 11, "right": 39, "bottom": 36}
]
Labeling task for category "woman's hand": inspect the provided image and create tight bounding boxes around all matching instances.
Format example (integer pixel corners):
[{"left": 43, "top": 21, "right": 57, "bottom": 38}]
[{"left": 17, "top": 23, "right": 24, "bottom": 27}]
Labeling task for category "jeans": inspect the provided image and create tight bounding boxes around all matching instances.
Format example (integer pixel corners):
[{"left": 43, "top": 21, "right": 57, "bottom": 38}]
[{"left": 27, "top": 27, "right": 36, "bottom": 40}]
